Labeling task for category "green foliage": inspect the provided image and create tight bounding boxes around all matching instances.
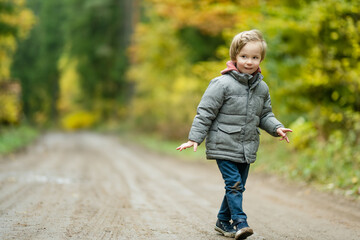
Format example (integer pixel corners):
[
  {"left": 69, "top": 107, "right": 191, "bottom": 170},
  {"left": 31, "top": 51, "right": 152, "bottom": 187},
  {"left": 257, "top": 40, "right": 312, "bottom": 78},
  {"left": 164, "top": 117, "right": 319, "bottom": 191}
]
[
  {"left": 11, "top": 0, "right": 133, "bottom": 125},
  {"left": 12, "top": 0, "right": 66, "bottom": 123},
  {"left": 128, "top": 12, "right": 226, "bottom": 138},
  {"left": 260, "top": 0, "right": 360, "bottom": 131},
  {"left": 177, "top": 27, "right": 225, "bottom": 62},
  {"left": 0, "top": 125, "right": 39, "bottom": 155},
  {"left": 255, "top": 0, "right": 360, "bottom": 195},
  {"left": 0, "top": 0, "right": 17, "bottom": 36},
  {"left": 64, "top": 0, "right": 131, "bottom": 120},
  {"left": 0, "top": 0, "right": 34, "bottom": 124}
]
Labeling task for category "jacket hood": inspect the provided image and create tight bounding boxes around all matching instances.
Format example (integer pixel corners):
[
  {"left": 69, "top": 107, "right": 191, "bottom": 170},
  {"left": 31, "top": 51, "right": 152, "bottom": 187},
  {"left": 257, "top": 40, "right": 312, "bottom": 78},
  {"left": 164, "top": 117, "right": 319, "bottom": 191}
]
[{"left": 220, "top": 61, "right": 261, "bottom": 75}]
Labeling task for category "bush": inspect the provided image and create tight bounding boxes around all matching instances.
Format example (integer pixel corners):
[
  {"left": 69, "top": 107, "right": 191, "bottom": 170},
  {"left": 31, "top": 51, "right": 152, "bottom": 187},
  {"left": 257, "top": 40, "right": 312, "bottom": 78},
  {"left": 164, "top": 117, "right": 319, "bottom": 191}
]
[{"left": 60, "top": 111, "right": 98, "bottom": 130}]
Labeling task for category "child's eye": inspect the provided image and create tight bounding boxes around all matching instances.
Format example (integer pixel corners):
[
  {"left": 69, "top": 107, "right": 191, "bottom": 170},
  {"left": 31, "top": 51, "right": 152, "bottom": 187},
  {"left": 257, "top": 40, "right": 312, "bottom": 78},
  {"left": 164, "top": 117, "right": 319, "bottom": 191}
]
[{"left": 241, "top": 55, "right": 247, "bottom": 58}]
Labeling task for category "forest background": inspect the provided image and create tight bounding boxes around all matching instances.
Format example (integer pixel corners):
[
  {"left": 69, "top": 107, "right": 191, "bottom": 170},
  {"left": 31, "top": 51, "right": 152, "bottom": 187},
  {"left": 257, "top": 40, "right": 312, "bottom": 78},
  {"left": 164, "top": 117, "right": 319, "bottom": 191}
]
[{"left": 0, "top": 0, "right": 359, "bottom": 197}]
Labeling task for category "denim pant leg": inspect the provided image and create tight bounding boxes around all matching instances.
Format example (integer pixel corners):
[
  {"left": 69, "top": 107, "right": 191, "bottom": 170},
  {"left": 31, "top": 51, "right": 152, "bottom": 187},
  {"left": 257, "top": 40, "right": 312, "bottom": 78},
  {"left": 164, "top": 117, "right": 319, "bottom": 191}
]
[{"left": 216, "top": 160, "right": 250, "bottom": 223}]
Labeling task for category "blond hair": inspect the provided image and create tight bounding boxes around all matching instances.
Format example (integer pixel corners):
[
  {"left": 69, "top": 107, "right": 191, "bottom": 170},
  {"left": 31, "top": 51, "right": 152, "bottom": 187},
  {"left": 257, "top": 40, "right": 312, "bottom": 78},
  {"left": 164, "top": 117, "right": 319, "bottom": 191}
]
[{"left": 229, "top": 29, "right": 267, "bottom": 61}]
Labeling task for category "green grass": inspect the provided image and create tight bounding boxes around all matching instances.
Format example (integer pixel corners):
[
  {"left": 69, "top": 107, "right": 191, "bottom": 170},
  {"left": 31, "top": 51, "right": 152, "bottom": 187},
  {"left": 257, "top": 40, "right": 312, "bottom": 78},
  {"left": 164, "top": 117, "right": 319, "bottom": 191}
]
[
  {"left": 0, "top": 125, "right": 39, "bottom": 155},
  {"left": 125, "top": 133, "right": 207, "bottom": 161},
  {"left": 254, "top": 134, "right": 296, "bottom": 175},
  {"left": 255, "top": 134, "right": 360, "bottom": 199}
]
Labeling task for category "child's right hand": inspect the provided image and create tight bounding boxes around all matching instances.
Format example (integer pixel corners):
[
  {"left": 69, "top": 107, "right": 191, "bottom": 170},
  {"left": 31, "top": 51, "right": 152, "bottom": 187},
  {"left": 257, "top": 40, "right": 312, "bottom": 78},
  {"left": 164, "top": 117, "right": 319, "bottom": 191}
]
[{"left": 176, "top": 140, "right": 198, "bottom": 152}]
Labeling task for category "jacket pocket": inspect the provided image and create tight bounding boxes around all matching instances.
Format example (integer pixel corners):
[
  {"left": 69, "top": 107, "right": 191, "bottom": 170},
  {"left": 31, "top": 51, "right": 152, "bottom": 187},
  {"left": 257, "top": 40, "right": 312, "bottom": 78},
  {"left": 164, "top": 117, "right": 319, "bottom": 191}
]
[
  {"left": 218, "top": 124, "right": 242, "bottom": 134},
  {"left": 216, "top": 124, "right": 242, "bottom": 151}
]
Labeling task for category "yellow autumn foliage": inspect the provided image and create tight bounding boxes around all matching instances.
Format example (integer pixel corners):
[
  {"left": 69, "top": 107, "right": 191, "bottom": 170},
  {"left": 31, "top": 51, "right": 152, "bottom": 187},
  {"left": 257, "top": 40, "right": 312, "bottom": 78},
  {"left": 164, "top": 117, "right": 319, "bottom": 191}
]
[
  {"left": 61, "top": 111, "right": 98, "bottom": 131},
  {"left": 147, "top": 0, "right": 259, "bottom": 35},
  {"left": 0, "top": 93, "right": 20, "bottom": 124},
  {"left": 57, "top": 54, "right": 82, "bottom": 114}
]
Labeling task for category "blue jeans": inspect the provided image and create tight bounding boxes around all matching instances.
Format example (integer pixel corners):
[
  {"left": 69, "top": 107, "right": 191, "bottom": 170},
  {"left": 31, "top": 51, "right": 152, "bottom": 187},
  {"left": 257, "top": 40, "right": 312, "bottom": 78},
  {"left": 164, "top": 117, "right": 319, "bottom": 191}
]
[{"left": 216, "top": 159, "right": 250, "bottom": 224}]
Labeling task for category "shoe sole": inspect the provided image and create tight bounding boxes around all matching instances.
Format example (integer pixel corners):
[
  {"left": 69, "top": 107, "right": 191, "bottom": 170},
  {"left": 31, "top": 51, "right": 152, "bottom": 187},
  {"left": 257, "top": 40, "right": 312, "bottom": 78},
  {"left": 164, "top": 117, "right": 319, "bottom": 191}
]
[
  {"left": 235, "top": 227, "right": 254, "bottom": 240},
  {"left": 214, "top": 225, "right": 236, "bottom": 238}
]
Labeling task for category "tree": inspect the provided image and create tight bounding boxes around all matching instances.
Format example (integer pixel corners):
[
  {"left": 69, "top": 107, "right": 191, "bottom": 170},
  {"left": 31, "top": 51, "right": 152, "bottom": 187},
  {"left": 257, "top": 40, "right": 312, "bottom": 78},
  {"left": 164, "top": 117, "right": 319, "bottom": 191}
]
[
  {"left": 12, "top": 0, "right": 135, "bottom": 124},
  {"left": 127, "top": 0, "right": 261, "bottom": 138},
  {"left": 0, "top": 0, "right": 34, "bottom": 124},
  {"left": 255, "top": 0, "right": 360, "bottom": 190},
  {"left": 63, "top": 0, "right": 136, "bottom": 120},
  {"left": 11, "top": 0, "right": 66, "bottom": 124}
]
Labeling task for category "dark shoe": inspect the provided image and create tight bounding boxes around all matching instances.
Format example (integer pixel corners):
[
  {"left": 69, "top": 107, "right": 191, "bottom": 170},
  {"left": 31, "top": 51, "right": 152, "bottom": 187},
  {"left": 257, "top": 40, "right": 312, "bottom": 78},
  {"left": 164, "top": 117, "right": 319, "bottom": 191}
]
[
  {"left": 214, "top": 219, "right": 236, "bottom": 238},
  {"left": 234, "top": 220, "right": 253, "bottom": 240}
]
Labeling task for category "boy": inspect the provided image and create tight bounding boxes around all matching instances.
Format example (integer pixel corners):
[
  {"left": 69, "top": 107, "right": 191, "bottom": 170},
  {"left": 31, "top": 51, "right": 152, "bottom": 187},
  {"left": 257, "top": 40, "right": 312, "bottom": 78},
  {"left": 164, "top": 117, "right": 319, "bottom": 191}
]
[{"left": 176, "top": 30, "right": 292, "bottom": 239}]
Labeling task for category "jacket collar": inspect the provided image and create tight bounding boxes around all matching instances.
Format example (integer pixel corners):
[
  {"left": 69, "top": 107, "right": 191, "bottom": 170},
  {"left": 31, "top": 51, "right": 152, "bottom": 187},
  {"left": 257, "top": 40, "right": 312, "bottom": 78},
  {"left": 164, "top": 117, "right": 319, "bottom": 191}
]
[{"left": 221, "top": 61, "right": 263, "bottom": 88}]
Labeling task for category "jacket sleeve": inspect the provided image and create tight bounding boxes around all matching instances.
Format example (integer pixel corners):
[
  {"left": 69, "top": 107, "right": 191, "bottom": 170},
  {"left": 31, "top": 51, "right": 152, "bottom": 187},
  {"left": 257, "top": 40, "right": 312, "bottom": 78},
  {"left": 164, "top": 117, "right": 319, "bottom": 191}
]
[
  {"left": 188, "top": 78, "right": 225, "bottom": 144},
  {"left": 259, "top": 92, "right": 284, "bottom": 137}
]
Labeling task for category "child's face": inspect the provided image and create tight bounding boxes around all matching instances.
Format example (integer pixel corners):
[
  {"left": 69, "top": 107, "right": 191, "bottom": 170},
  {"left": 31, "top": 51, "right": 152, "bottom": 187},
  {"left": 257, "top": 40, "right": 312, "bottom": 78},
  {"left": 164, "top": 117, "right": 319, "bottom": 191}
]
[{"left": 235, "top": 41, "right": 262, "bottom": 75}]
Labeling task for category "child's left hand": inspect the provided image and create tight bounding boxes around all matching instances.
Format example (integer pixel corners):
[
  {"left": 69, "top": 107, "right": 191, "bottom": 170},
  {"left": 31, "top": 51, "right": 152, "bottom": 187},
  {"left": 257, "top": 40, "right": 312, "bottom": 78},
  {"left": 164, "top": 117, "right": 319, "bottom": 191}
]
[
  {"left": 276, "top": 127, "right": 293, "bottom": 143},
  {"left": 176, "top": 140, "right": 198, "bottom": 152}
]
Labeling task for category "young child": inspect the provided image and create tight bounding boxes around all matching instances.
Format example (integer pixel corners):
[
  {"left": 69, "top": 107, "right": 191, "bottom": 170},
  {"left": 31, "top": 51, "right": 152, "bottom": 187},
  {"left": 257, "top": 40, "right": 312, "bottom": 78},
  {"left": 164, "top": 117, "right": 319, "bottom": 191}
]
[{"left": 176, "top": 29, "right": 292, "bottom": 239}]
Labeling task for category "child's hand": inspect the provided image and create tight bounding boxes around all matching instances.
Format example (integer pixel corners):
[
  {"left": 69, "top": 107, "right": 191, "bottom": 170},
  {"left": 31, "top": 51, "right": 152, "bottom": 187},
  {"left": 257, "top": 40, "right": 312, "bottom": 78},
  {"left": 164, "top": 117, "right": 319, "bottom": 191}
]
[
  {"left": 176, "top": 140, "right": 198, "bottom": 152},
  {"left": 276, "top": 127, "right": 293, "bottom": 143}
]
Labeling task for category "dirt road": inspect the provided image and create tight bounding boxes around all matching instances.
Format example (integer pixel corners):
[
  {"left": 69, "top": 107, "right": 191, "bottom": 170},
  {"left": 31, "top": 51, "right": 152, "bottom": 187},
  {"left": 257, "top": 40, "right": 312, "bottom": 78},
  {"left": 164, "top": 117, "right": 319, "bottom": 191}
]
[{"left": 0, "top": 132, "right": 359, "bottom": 240}]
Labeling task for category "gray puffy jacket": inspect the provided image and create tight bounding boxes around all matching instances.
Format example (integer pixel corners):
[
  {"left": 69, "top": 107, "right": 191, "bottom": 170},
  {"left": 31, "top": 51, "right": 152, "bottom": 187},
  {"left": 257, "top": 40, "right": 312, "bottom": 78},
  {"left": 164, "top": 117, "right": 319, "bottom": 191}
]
[{"left": 188, "top": 70, "right": 283, "bottom": 163}]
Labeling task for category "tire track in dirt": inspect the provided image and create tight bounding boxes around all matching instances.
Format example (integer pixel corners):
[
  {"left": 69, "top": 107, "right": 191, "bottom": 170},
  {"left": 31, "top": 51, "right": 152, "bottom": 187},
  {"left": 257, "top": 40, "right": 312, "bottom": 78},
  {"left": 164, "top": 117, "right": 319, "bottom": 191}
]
[
  {"left": 102, "top": 138, "right": 219, "bottom": 239},
  {"left": 243, "top": 173, "right": 360, "bottom": 239}
]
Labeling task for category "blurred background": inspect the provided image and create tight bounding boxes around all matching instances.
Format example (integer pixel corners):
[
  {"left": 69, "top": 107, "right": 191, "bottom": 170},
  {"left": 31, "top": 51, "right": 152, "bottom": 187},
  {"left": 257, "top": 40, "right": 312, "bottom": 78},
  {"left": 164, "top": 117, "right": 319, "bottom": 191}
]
[{"left": 0, "top": 0, "right": 359, "bottom": 196}]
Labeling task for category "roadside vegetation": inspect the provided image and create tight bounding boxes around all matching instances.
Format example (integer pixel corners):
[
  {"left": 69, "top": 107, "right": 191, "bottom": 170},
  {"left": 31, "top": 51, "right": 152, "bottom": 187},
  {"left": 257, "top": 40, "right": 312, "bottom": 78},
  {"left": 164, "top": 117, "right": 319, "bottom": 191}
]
[{"left": 0, "top": 125, "right": 39, "bottom": 155}]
